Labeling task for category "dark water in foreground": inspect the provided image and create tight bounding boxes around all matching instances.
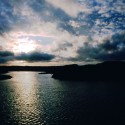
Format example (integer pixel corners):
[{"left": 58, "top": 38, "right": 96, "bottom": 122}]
[{"left": 0, "top": 72, "right": 125, "bottom": 125}]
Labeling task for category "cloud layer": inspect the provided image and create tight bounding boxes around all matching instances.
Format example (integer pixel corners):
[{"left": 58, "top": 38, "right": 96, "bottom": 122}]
[
  {"left": 0, "top": 0, "right": 125, "bottom": 65},
  {"left": 0, "top": 51, "right": 55, "bottom": 64},
  {"left": 16, "top": 52, "right": 55, "bottom": 62},
  {"left": 0, "top": 51, "right": 14, "bottom": 63}
]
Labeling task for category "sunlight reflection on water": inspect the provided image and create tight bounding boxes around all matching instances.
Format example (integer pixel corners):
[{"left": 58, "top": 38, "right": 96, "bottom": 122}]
[{"left": 7, "top": 72, "right": 44, "bottom": 125}]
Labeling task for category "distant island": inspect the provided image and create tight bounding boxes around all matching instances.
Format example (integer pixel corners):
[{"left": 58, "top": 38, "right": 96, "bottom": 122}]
[{"left": 0, "top": 61, "right": 125, "bottom": 81}]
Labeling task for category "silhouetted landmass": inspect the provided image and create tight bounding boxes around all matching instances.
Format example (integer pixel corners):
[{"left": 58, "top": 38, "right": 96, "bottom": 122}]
[
  {"left": 0, "top": 75, "right": 12, "bottom": 81},
  {"left": 0, "top": 70, "right": 12, "bottom": 81},
  {"left": 51, "top": 61, "right": 125, "bottom": 81},
  {"left": 0, "top": 61, "right": 125, "bottom": 81},
  {"left": 0, "top": 68, "right": 12, "bottom": 81}
]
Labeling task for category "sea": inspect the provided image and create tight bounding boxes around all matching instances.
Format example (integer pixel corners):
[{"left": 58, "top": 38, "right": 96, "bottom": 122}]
[{"left": 0, "top": 72, "right": 125, "bottom": 125}]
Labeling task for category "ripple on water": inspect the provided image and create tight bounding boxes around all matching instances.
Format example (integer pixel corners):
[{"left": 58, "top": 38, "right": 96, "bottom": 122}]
[{"left": 1, "top": 72, "right": 125, "bottom": 125}]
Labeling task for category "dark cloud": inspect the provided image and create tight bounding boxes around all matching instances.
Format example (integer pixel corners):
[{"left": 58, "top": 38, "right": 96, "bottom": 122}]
[
  {"left": 0, "top": 51, "right": 14, "bottom": 63},
  {"left": 75, "top": 33, "right": 125, "bottom": 61},
  {"left": 16, "top": 51, "right": 55, "bottom": 62},
  {"left": 0, "top": 51, "right": 14, "bottom": 57},
  {"left": 0, "top": 51, "right": 55, "bottom": 64}
]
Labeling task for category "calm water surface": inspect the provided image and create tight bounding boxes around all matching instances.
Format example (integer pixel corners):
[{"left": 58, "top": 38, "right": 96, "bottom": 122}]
[{"left": 0, "top": 72, "right": 125, "bottom": 125}]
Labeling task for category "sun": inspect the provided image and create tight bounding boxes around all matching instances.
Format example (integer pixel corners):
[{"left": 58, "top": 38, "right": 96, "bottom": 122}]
[
  {"left": 13, "top": 39, "right": 36, "bottom": 53},
  {"left": 17, "top": 43, "right": 35, "bottom": 53}
]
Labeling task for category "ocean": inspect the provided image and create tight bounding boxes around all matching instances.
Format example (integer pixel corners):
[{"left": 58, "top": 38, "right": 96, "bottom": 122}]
[{"left": 0, "top": 72, "right": 125, "bottom": 125}]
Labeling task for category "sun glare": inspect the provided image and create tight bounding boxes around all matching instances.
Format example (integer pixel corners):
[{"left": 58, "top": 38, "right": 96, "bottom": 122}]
[
  {"left": 13, "top": 39, "right": 36, "bottom": 53},
  {"left": 17, "top": 43, "right": 35, "bottom": 53}
]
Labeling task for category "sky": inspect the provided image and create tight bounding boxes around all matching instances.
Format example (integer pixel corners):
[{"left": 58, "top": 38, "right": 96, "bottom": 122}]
[{"left": 0, "top": 0, "right": 125, "bottom": 66}]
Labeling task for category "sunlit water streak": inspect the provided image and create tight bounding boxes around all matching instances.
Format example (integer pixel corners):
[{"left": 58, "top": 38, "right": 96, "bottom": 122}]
[
  {"left": 0, "top": 72, "right": 125, "bottom": 125},
  {"left": 0, "top": 72, "right": 69, "bottom": 125},
  {"left": 9, "top": 72, "right": 41, "bottom": 124},
  {"left": 0, "top": 72, "right": 42, "bottom": 124}
]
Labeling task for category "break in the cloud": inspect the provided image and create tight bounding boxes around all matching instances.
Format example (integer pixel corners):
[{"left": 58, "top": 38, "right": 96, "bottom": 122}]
[{"left": 0, "top": 0, "right": 125, "bottom": 65}]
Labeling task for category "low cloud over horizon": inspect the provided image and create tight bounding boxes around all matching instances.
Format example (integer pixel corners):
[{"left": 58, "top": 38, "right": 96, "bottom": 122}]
[
  {"left": 0, "top": 51, "right": 55, "bottom": 64},
  {"left": 0, "top": 0, "right": 125, "bottom": 65}
]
